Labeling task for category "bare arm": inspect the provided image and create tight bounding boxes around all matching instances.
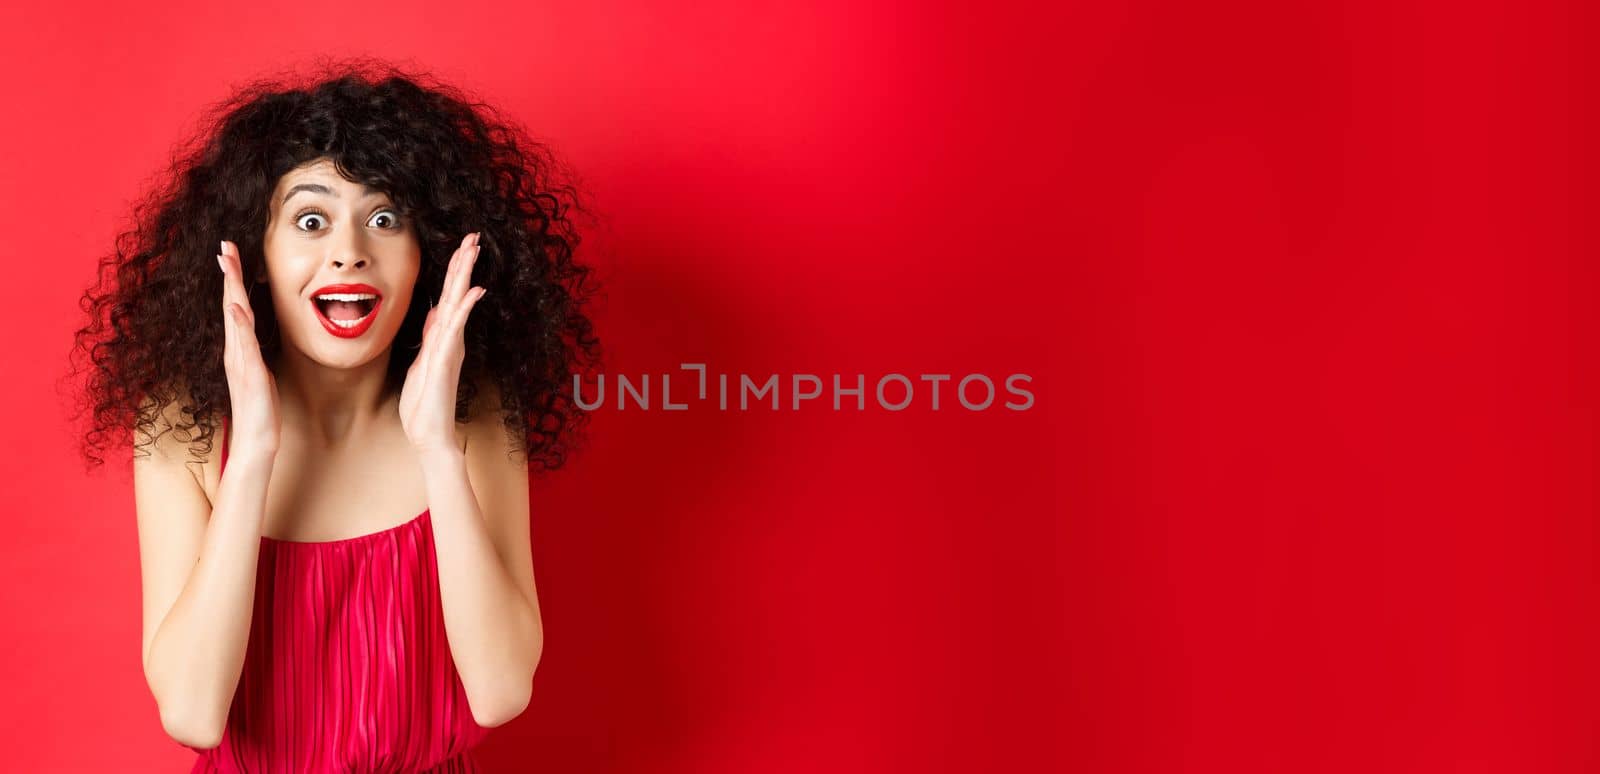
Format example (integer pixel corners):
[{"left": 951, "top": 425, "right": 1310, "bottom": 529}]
[
  {"left": 138, "top": 241, "right": 284, "bottom": 747},
  {"left": 135, "top": 403, "right": 276, "bottom": 749},
  {"left": 420, "top": 388, "right": 543, "bottom": 728}
]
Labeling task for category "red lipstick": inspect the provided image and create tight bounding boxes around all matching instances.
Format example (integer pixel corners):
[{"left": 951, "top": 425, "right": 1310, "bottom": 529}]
[{"left": 310, "top": 283, "right": 383, "bottom": 339}]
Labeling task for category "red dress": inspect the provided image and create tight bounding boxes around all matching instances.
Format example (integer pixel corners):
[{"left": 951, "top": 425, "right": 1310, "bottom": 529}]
[{"left": 186, "top": 417, "right": 493, "bottom": 772}]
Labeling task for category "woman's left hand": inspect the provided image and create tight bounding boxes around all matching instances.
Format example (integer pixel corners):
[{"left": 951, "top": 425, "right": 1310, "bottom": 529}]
[{"left": 400, "top": 231, "right": 488, "bottom": 453}]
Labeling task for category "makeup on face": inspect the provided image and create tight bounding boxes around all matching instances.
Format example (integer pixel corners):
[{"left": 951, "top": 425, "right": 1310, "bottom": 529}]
[
  {"left": 265, "top": 160, "right": 420, "bottom": 354},
  {"left": 310, "top": 283, "right": 384, "bottom": 338}
]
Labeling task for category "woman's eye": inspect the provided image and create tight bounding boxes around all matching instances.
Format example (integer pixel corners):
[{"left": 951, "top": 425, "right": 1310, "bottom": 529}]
[
  {"left": 369, "top": 210, "right": 401, "bottom": 229},
  {"left": 292, "top": 209, "right": 400, "bottom": 232}
]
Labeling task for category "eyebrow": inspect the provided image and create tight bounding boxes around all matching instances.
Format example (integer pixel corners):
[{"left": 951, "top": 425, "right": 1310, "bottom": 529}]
[{"left": 280, "top": 182, "right": 387, "bottom": 207}]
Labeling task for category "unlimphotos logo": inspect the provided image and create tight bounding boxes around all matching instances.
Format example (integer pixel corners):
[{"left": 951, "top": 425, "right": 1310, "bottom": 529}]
[{"left": 575, "top": 364, "right": 1035, "bottom": 411}]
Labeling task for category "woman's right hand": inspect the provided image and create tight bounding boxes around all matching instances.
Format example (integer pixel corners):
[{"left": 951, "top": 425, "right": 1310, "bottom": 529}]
[{"left": 217, "top": 240, "right": 281, "bottom": 458}]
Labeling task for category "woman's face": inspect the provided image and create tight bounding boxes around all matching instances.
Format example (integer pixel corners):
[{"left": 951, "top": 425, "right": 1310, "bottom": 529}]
[{"left": 262, "top": 158, "right": 421, "bottom": 368}]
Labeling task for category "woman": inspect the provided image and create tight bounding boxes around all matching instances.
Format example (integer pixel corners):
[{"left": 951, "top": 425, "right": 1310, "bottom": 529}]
[{"left": 67, "top": 59, "right": 601, "bottom": 772}]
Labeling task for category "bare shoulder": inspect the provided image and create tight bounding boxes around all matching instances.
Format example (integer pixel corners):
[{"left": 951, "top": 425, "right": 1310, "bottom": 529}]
[
  {"left": 464, "top": 376, "right": 514, "bottom": 454},
  {"left": 466, "top": 373, "right": 507, "bottom": 414},
  {"left": 134, "top": 382, "right": 219, "bottom": 491},
  {"left": 464, "top": 374, "right": 505, "bottom": 434}
]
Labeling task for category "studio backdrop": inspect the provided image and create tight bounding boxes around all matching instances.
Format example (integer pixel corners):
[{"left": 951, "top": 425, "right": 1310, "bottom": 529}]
[{"left": 0, "top": 0, "right": 1591, "bottom": 772}]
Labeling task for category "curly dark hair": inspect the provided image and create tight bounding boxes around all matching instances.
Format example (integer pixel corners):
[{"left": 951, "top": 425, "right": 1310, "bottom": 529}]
[{"left": 64, "top": 56, "right": 603, "bottom": 475}]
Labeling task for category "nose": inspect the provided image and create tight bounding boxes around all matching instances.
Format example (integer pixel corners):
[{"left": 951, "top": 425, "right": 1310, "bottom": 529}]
[{"left": 329, "top": 229, "right": 372, "bottom": 270}]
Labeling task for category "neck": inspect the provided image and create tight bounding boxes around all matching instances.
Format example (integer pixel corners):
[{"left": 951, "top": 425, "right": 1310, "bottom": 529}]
[{"left": 272, "top": 343, "right": 397, "bottom": 449}]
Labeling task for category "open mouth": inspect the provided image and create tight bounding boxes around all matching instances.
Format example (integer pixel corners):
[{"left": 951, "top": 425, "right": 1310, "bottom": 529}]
[{"left": 311, "top": 292, "right": 382, "bottom": 337}]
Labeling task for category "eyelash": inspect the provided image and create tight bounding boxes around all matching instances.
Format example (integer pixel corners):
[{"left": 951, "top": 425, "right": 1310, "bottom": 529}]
[{"left": 293, "top": 207, "right": 404, "bottom": 232}]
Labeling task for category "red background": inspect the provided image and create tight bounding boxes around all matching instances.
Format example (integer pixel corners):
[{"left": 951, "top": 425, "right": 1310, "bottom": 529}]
[{"left": 1, "top": 0, "right": 1592, "bottom": 771}]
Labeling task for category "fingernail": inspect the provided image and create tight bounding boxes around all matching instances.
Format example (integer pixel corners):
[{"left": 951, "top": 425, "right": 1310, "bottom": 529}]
[{"left": 217, "top": 255, "right": 227, "bottom": 273}]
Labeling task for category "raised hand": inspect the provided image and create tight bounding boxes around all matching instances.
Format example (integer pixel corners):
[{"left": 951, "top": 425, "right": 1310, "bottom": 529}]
[
  {"left": 217, "top": 240, "right": 281, "bottom": 458},
  {"left": 399, "top": 232, "right": 488, "bottom": 453}
]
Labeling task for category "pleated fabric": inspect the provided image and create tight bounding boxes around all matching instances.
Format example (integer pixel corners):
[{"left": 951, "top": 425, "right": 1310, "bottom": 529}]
[{"left": 186, "top": 418, "right": 493, "bottom": 773}]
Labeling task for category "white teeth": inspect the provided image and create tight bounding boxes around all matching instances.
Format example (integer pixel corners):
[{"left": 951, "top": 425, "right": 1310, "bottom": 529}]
[
  {"left": 314, "top": 293, "right": 378, "bottom": 330},
  {"left": 315, "top": 293, "right": 379, "bottom": 301}
]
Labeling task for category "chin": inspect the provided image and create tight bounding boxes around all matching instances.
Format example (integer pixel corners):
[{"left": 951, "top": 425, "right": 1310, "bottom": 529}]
[{"left": 289, "top": 325, "right": 401, "bottom": 369}]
